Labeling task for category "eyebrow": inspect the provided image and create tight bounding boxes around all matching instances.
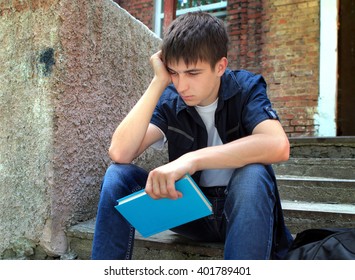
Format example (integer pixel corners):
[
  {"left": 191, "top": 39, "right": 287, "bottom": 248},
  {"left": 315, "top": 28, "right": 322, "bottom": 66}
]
[{"left": 166, "top": 66, "right": 204, "bottom": 74}]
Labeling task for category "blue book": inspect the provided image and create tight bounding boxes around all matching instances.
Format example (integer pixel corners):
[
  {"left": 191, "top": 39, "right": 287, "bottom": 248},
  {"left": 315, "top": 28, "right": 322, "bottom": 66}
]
[{"left": 115, "top": 174, "right": 213, "bottom": 238}]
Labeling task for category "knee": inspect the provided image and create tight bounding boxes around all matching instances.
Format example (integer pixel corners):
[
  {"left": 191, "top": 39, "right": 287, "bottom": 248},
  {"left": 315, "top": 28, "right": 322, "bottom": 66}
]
[
  {"left": 104, "top": 163, "right": 145, "bottom": 182},
  {"left": 234, "top": 163, "right": 270, "bottom": 179},
  {"left": 106, "top": 163, "right": 138, "bottom": 175},
  {"left": 224, "top": 164, "right": 276, "bottom": 219},
  {"left": 227, "top": 164, "right": 275, "bottom": 200},
  {"left": 101, "top": 163, "right": 147, "bottom": 198}
]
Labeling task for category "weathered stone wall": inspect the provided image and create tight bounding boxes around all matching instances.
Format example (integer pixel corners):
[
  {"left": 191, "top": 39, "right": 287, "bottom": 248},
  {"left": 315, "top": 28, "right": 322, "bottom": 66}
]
[
  {"left": 0, "top": 0, "right": 163, "bottom": 259},
  {"left": 0, "top": 0, "right": 61, "bottom": 259}
]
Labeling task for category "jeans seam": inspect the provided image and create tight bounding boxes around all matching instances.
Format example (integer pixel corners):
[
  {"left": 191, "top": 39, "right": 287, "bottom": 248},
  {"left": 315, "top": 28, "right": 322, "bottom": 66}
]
[
  {"left": 125, "top": 225, "right": 135, "bottom": 260},
  {"left": 264, "top": 208, "right": 274, "bottom": 259},
  {"left": 122, "top": 166, "right": 145, "bottom": 260},
  {"left": 264, "top": 186, "right": 276, "bottom": 259}
]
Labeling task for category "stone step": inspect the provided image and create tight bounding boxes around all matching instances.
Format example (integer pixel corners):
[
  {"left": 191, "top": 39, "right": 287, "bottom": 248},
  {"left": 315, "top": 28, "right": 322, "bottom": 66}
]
[
  {"left": 281, "top": 200, "right": 355, "bottom": 234},
  {"left": 289, "top": 136, "right": 355, "bottom": 158},
  {"left": 277, "top": 175, "right": 355, "bottom": 204},
  {"left": 66, "top": 219, "right": 223, "bottom": 260},
  {"left": 66, "top": 199, "right": 355, "bottom": 260},
  {"left": 273, "top": 158, "right": 355, "bottom": 179},
  {"left": 132, "top": 231, "right": 223, "bottom": 260}
]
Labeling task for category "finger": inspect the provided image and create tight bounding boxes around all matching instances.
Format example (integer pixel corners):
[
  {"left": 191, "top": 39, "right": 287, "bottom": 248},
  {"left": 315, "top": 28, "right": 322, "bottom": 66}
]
[
  {"left": 166, "top": 177, "right": 180, "bottom": 200},
  {"left": 159, "top": 180, "right": 169, "bottom": 198},
  {"left": 145, "top": 175, "right": 159, "bottom": 200},
  {"left": 176, "top": 191, "right": 183, "bottom": 198},
  {"left": 157, "top": 176, "right": 173, "bottom": 199},
  {"left": 152, "top": 177, "right": 161, "bottom": 198},
  {"left": 151, "top": 173, "right": 168, "bottom": 199}
]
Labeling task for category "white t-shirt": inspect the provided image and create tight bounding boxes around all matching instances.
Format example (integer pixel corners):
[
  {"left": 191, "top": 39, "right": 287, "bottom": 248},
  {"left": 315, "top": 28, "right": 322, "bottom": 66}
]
[{"left": 195, "top": 99, "right": 234, "bottom": 187}]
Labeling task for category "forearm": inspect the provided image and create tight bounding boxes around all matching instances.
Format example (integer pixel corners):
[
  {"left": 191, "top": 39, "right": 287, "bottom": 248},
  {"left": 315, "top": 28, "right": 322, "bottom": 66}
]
[
  {"left": 145, "top": 131, "right": 288, "bottom": 200},
  {"left": 109, "top": 77, "right": 168, "bottom": 163},
  {"left": 189, "top": 132, "right": 290, "bottom": 172}
]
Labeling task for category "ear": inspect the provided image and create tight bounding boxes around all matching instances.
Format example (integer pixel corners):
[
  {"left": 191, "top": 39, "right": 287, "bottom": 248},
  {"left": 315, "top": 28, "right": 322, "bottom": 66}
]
[{"left": 215, "top": 57, "right": 228, "bottom": 76}]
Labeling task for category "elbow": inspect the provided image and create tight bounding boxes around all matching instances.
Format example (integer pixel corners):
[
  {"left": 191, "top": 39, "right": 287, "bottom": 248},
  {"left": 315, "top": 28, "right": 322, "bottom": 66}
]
[
  {"left": 108, "top": 145, "right": 134, "bottom": 164},
  {"left": 278, "top": 136, "right": 290, "bottom": 162}
]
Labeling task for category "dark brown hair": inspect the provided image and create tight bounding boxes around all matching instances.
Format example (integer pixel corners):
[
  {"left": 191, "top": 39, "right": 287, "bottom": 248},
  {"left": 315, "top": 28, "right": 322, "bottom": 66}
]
[{"left": 161, "top": 11, "right": 229, "bottom": 69}]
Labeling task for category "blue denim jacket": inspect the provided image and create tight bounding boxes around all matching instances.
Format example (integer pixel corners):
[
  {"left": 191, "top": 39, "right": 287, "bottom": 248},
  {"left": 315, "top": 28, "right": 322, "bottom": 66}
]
[{"left": 150, "top": 68, "right": 279, "bottom": 183}]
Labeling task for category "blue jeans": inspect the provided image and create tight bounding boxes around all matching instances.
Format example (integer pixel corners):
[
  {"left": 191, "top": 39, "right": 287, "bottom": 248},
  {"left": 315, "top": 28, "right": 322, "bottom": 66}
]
[{"left": 91, "top": 163, "right": 292, "bottom": 260}]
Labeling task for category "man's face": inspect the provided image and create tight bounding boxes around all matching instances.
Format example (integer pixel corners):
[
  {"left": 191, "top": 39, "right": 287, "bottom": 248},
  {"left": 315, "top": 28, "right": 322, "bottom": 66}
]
[{"left": 166, "top": 58, "right": 226, "bottom": 107}]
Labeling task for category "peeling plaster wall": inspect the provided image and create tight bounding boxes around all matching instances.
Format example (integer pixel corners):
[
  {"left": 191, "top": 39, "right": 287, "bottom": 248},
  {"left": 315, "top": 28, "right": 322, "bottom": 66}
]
[{"left": 0, "top": 0, "right": 163, "bottom": 259}]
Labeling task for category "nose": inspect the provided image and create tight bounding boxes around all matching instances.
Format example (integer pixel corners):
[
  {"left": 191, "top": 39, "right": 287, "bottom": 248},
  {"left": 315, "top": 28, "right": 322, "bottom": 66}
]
[{"left": 174, "top": 75, "right": 189, "bottom": 93}]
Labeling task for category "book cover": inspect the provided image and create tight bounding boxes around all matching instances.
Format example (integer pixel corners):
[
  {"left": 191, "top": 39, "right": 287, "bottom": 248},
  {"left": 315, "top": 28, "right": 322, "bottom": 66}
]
[{"left": 115, "top": 174, "right": 213, "bottom": 238}]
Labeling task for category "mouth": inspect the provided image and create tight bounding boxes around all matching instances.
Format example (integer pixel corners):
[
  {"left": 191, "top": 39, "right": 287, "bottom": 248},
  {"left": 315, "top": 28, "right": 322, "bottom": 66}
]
[{"left": 181, "top": 95, "right": 194, "bottom": 102}]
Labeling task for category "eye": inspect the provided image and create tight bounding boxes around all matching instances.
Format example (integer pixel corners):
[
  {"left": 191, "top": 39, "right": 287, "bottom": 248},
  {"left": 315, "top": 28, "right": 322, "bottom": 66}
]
[{"left": 167, "top": 69, "right": 178, "bottom": 76}]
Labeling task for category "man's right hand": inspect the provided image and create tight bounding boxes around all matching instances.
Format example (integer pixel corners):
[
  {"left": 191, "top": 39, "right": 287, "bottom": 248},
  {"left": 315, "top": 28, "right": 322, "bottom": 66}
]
[
  {"left": 145, "top": 152, "right": 198, "bottom": 200},
  {"left": 150, "top": 51, "right": 171, "bottom": 87}
]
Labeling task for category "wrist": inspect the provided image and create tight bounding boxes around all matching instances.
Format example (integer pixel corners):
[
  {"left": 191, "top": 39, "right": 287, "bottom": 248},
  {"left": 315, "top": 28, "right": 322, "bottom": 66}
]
[
  {"left": 151, "top": 75, "right": 171, "bottom": 89},
  {"left": 180, "top": 152, "right": 200, "bottom": 175}
]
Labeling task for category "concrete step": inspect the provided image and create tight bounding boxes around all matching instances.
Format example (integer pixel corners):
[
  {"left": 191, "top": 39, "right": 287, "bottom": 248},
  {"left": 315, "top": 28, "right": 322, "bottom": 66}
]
[
  {"left": 66, "top": 219, "right": 223, "bottom": 260},
  {"left": 66, "top": 199, "right": 355, "bottom": 260},
  {"left": 273, "top": 158, "right": 355, "bottom": 179},
  {"left": 289, "top": 136, "right": 355, "bottom": 158},
  {"left": 277, "top": 175, "right": 355, "bottom": 204},
  {"left": 281, "top": 200, "right": 355, "bottom": 234}
]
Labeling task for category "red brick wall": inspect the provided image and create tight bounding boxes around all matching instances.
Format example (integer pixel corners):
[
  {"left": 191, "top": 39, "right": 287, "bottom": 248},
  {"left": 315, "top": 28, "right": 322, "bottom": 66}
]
[
  {"left": 226, "top": 0, "right": 263, "bottom": 74},
  {"left": 114, "top": 0, "right": 154, "bottom": 29},
  {"left": 261, "top": 0, "right": 320, "bottom": 136},
  {"left": 116, "top": 0, "right": 321, "bottom": 137}
]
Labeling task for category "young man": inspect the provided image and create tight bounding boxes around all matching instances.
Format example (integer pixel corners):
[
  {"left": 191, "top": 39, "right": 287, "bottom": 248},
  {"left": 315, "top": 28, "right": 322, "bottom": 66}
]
[{"left": 92, "top": 11, "right": 293, "bottom": 260}]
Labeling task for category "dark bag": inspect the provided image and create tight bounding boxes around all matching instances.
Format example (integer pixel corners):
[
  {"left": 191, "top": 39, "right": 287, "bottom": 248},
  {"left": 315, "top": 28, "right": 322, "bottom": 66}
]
[{"left": 284, "top": 228, "right": 355, "bottom": 260}]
